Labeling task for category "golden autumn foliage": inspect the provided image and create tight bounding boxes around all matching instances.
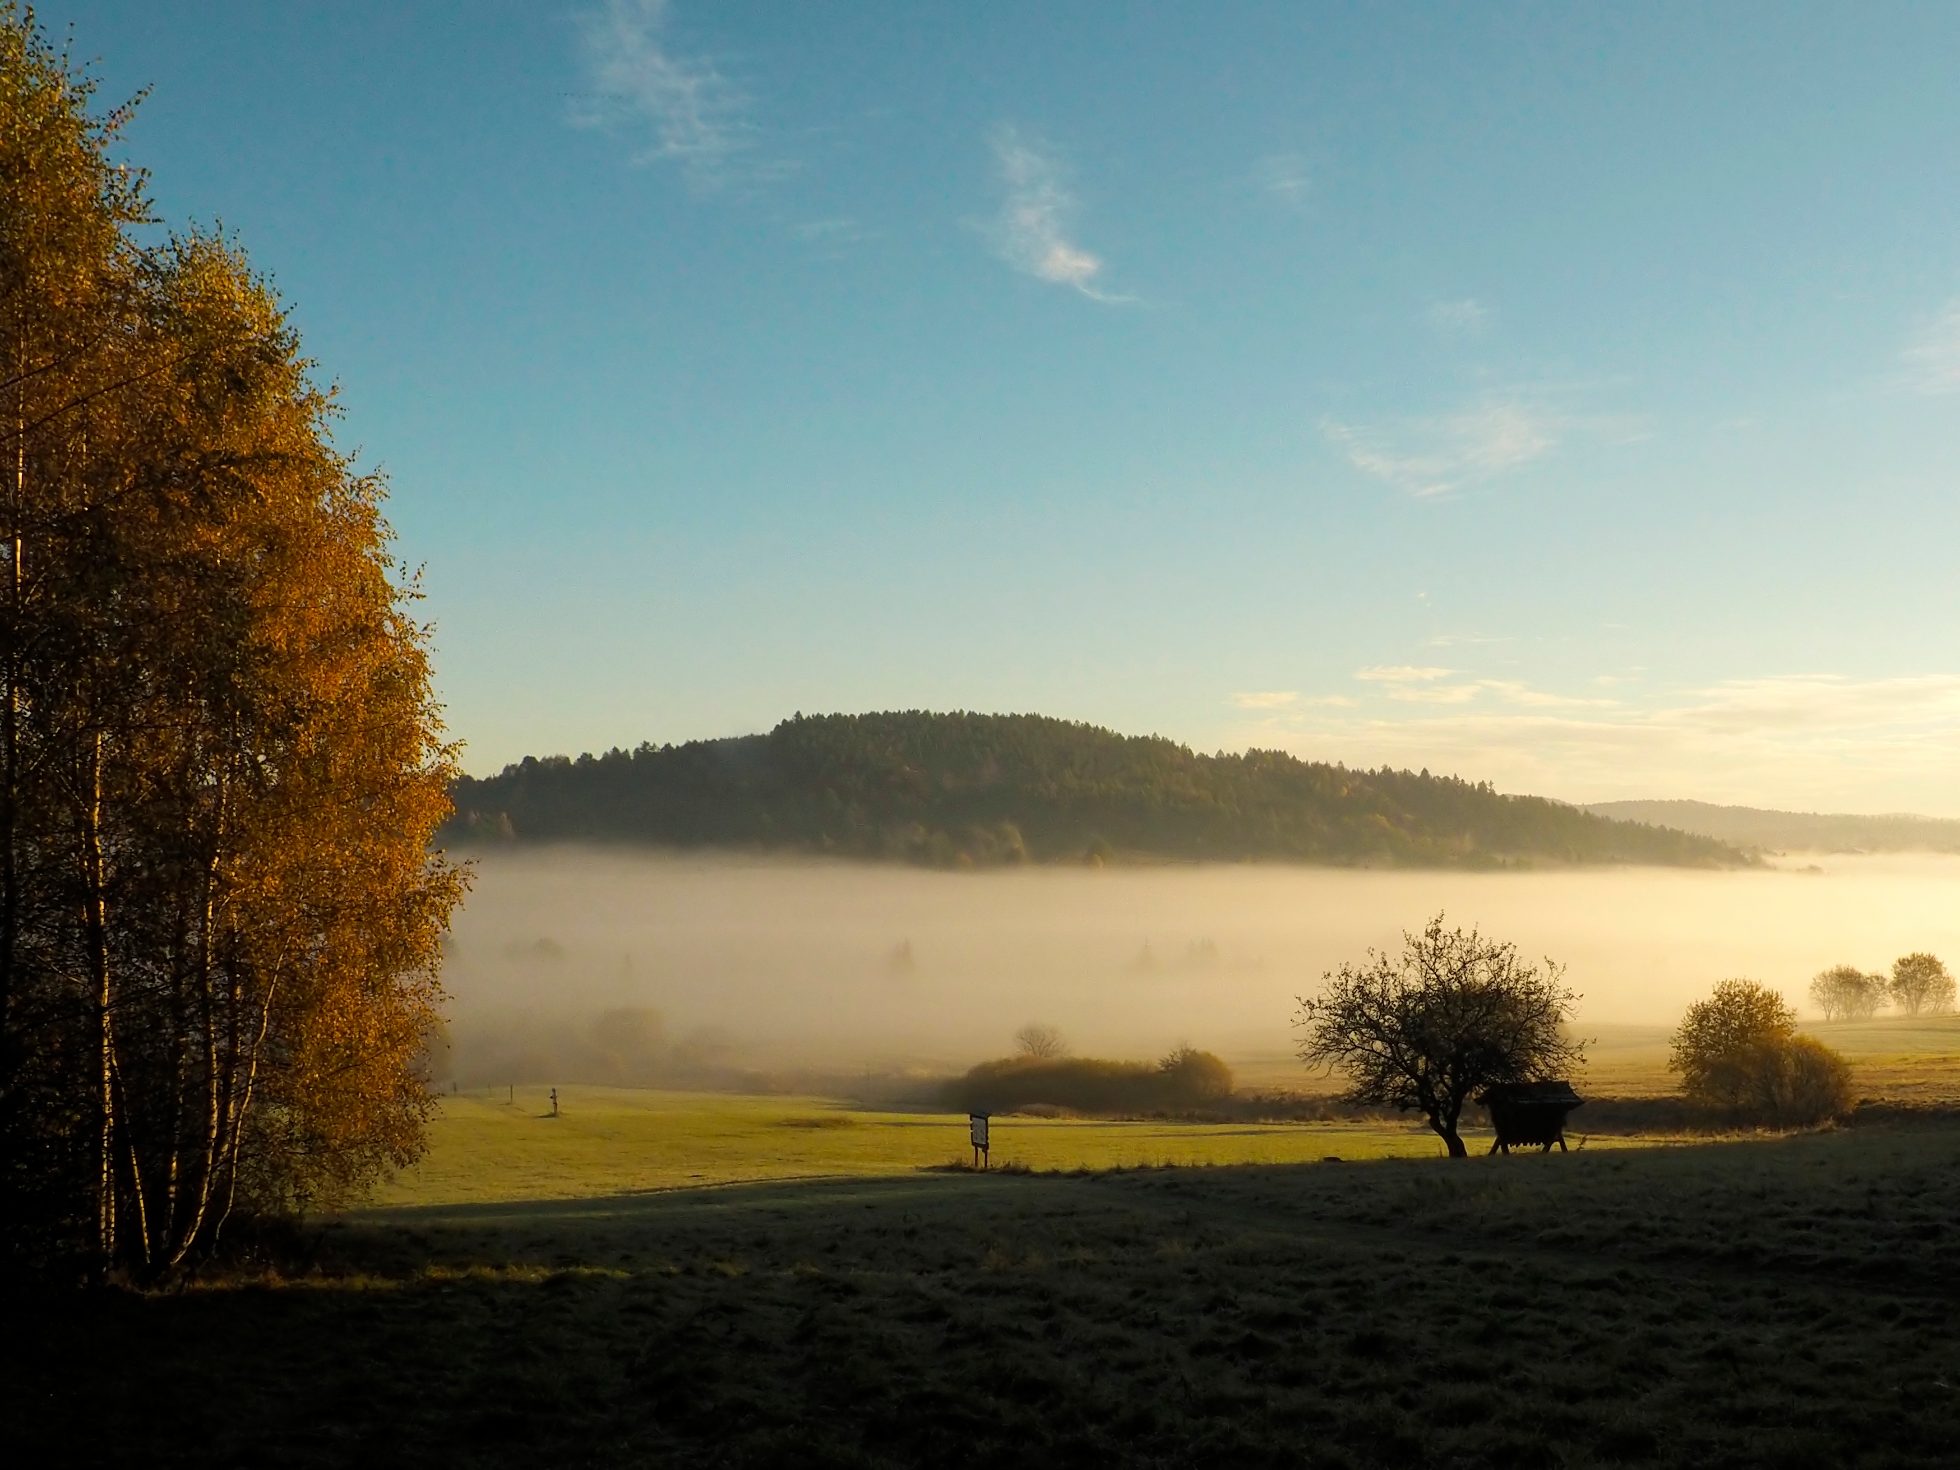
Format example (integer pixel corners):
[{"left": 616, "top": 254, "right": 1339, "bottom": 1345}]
[{"left": 1, "top": 6, "right": 464, "bottom": 1281}]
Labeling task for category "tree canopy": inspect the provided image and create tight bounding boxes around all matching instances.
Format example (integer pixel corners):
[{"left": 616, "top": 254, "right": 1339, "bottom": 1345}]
[
  {"left": 1668, "top": 980, "right": 1851, "bottom": 1126},
  {"left": 1888, "top": 953, "right": 1955, "bottom": 1018},
  {"left": 1294, "top": 915, "right": 1586, "bottom": 1158},
  {"left": 0, "top": 9, "right": 464, "bottom": 1282},
  {"left": 446, "top": 711, "right": 1750, "bottom": 871},
  {"left": 1808, "top": 964, "right": 1887, "bottom": 1022}
]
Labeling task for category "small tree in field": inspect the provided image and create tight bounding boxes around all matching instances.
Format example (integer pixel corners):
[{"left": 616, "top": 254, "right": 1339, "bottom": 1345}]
[
  {"left": 1670, "top": 980, "right": 1851, "bottom": 1125},
  {"left": 1888, "top": 954, "right": 1955, "bottom": 1018},
  {"left": 1670, "top": 980, "right": 1796, "bottom": 1109},
  {"left": 1157, "top": 1044, "right": 1234, "bottom": 1106},
  {"left": 1013, "top": 1023, "right": 1069, "bottom": 1059},
  {"left": 1295, "top": 915, "right": 1585, "bottom": 1159},
  {"left": 1808, "top": 964, "right": 1887, "bottom": 1022}
]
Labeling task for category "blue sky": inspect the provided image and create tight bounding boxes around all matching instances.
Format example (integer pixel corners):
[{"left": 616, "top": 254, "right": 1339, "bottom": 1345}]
[{"left": 52, "top": 1, "right": 1960, "bottom": 812}]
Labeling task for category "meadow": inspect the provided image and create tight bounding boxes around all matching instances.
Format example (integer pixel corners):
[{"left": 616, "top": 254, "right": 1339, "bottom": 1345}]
[
  {"left": 11, "top": 1006, "right": 1957, "bottom": 1468},
  {"left": 10, "top": 1115, "right": 1957, "bottom": 1467},
  {"left": 369, "top": 1088, "right": 1664, "bottom": 1209}
]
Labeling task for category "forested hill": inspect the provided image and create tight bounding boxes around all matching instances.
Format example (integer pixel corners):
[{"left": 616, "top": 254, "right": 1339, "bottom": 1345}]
[
  {"left": 1584, "top": 800, "right": 1960, "bottom": 855},
  {"left": 445, "top": 712, "right": 1747, "bottom": 870}
]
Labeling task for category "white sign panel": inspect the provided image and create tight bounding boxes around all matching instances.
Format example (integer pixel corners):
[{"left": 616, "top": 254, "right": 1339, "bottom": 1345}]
[{"left": 968, "top": 1114, "right": 989, "bottom": 1150}]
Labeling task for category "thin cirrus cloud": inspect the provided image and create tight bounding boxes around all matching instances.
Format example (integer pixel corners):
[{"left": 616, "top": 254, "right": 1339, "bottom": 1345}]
[
  {"left": 1321, "top": 399, "right": 1557, "bottom": 499},
  {"left": 989, "top": 126, "right": 1130, "bottom": 303},
  {"left": 1232, "top": 690, "right": 1301, "bottom": 710},
  {"left": 1354, "top": 665, "right": 1454, "bottom": 683},
  {"left": 1351, "top": 666, "right": 1619, "bottom": 709},
  {"left": 570, "top": 0, "right": 775, "bottom": 187},
  {"left": 1672, "top": 673, "right": 1960, "bottom": 733},
  {"left": 1230, "top": 691, "right": 1356, "bottom": 713},
  {"left": 1429, "top": 298, "right": 1492, "bottom": 333},
  {"left": 1386, "top": 683, "right": 1483, "bottom": 705},
  {"left": 1249, "top": 152, "right": 1312, "bottom": 210},
  {"left": 792, "top": 217, "right": 878, "bottom": 253},
  {"left": 1233, "top": 673, "right": 1960, "bottom": 812},
  {"left": 1902, "top": 298, "right": 1960, "bottom": 395}
]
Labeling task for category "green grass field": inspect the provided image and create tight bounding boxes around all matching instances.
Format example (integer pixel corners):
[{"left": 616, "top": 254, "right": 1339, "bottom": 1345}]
[
  {"left": 370, "top": 1088, "right": 1665, "bottom": 1209},
  {"left": 12, "top": 1117, "right": 1959, "bottom": 1467},
  {"left": 11, "top": 1025, "right": 1960, "bottom": 1468}
]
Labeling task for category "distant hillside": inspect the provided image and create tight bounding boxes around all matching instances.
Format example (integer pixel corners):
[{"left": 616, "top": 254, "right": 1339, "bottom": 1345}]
[
  {"left": 446, "top": 711, "right": 1748, "bottom": 870},
  {"left": 1585, "top": 800, "right": 1960, "bottom": 855}
]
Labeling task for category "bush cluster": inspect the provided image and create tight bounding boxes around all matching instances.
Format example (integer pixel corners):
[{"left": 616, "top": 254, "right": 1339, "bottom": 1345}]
[
  {"left": 1670, "top": 980, "right": 1853, "bottom": 1127},
  {"left": 947, "top": 1048, "right": 1235, "bottom": 1116}
]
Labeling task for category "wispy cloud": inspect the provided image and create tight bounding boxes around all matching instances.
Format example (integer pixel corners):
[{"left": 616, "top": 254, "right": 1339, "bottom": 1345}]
[
  {"left": 1352, "top": 664, "right": 1623, "bottom": 710},
  {"left": 1476, "top": 680, "right": 1620, "bottom": 710},
  {"left": 1322, "top": 398, "right": 1558, "bottom": 499},
  {"left": 1388, "top": 683, "right": 1482, "bottom": 705},
  {"left": 1232, "top": 690, "right": 1300, "bottom": 710},
  {"left": 1370, "top": 676, "right": 1622, "bottom": 709},
  {"left": 1249, "top": 153, "right": 1311, "bottom": 210},
  {"left": 572, "top": 0, "right": 773, "bottom": 187},
  {"left": 1355, "top": 666, "right": 1454, "bottom": 683},
  {"left": 1430, "top": 298, "right": 1492, "bottom": 333},
  {"left": 1903, "top": 298, "right": 1960, "bottom": 394},
  {"left": 1223, "top": 671, "right": 1960, "bottom": 814},
  {"left": 990, "top": 126, "right": 1128, "bottom": 303},
  {"left": 792, "top": 216, "right": 877, "bottom": 252},
  {"left": 1672, "top": 674, "right": 1960, "bottom": 733}
]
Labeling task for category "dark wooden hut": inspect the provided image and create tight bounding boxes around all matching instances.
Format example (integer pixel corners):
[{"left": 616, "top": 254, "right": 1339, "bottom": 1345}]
[{"left": 1478, "top": 1080, "right": 1584, "bottom": 1154}]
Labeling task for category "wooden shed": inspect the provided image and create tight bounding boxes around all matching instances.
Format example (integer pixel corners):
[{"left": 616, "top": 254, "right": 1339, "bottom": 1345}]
[{"left": 1477, "top": 1080, "right": 1584, "bottom": 1154}]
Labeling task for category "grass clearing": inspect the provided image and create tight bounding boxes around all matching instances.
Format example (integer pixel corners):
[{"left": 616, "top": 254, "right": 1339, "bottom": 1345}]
[
  {"left": 10, "top": 1121, "right": 1959, "bottom": 1467},
  {"left": 14, "top": 1024, "right": 1960, "bottom": 1468},
  {"left": 372, "top": 1087, "right": 1661, "bottom": 1208}
]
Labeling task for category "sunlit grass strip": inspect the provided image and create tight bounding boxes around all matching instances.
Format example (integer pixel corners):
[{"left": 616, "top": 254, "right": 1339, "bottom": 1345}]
[{"left": 360, "top": 1087, "right": 1679, "bottom": 1211}]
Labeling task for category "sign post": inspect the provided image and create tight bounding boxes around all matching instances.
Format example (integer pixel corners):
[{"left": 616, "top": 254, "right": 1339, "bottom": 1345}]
[{"left": 968, "top": 1112, "right": 991, "bottom": 1171}]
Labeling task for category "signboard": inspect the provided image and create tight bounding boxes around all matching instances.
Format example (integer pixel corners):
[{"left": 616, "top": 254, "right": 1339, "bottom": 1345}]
[{"left": 968, "top": 1113, "right": 990, "bottom": 1151}]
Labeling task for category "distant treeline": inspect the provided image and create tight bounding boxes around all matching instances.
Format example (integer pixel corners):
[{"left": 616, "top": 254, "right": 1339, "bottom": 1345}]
[
  {"left": 1584, "top": 800, "right": 1960, "bottom": 855},
  {"left": 445, "top": 711, "right": 1748, "bottom": 870}
]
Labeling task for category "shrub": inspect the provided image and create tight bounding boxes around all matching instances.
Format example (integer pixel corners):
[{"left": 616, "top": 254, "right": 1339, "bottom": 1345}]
[
  {"left": 946, "top": 1050, "right": 1235, "bottom": 1115},
  {"left": 1669, "top": 980, "right": 1852, "bottom": 1126},
  {"left": 1157, "top": 1045, "right": 1235, "bottom": 1106},
  {"left": 1756, "top": 1036, "right": 1854, "bottom": 1126}
]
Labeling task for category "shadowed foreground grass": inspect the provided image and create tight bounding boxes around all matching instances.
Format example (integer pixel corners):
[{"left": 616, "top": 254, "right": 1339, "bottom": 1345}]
[{"left": 9, "top": 1123, "right": 1959, "bottom": 1467}]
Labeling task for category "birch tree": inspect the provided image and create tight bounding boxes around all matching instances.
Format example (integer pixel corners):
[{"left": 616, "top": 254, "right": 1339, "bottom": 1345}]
[{"left": 0, "top": 6, "right": 464, "bottom": 1282}]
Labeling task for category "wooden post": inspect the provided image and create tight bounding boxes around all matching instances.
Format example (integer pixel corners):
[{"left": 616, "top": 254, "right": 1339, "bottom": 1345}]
[{"left": 550, "top": 1087, "right": 559, "bottom": 1118}]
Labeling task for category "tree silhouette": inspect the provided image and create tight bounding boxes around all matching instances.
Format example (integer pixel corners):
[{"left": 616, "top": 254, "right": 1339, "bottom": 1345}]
[{"left": 1295, "top": 916, "right": 1585, "bottom": 1158}]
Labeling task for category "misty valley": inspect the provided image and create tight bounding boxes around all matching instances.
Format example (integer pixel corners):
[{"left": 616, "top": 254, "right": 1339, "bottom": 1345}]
[
  {"left": 437, "top": 847, "right": 1960, "bottom": 1095},
  {"left": 11, "top": 4, "right": 1960, "bottom": 1467}
]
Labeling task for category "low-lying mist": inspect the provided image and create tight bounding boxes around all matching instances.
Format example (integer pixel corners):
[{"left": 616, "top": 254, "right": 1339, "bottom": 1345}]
[{"left": 437, "top": 849, "right": 1960, "bottom": 1088}]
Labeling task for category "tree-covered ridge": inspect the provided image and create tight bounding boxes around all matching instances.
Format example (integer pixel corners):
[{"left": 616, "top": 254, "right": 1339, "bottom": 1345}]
[{"left": 446, "top": 711, "right": 1748, "bottom": 870}]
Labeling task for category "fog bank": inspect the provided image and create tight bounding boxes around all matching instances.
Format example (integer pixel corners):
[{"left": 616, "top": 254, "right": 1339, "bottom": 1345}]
[{"left": 436, "top": 849, "right": 1960, "bottom": 1081}]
